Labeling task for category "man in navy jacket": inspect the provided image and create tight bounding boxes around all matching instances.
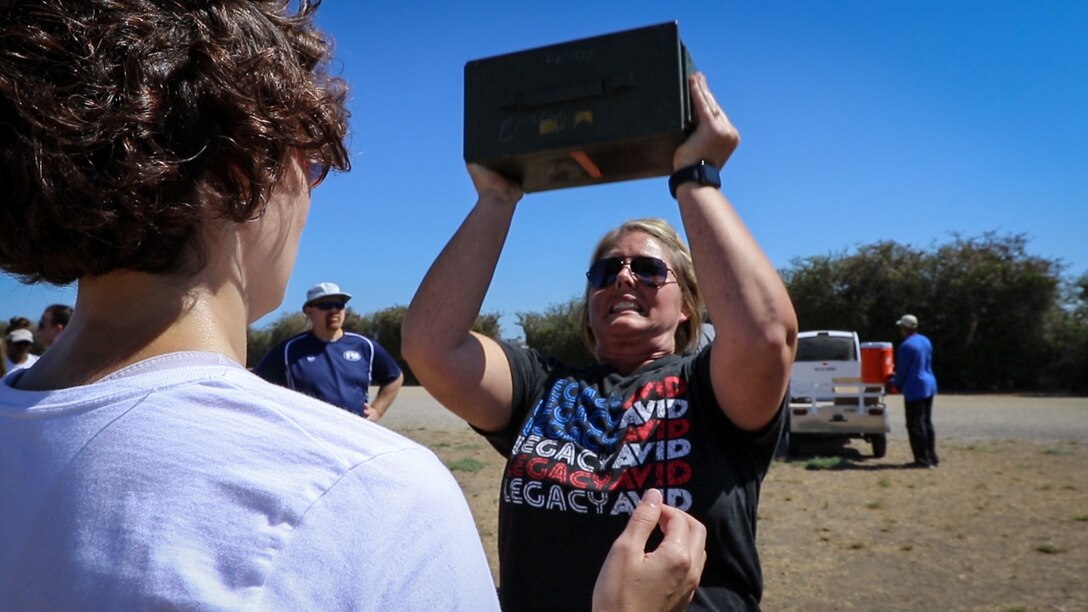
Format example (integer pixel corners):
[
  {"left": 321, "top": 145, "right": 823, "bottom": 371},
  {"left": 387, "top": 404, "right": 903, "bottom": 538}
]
[{"left": 256, "top": 283, "right": 404, "bottom": 422}]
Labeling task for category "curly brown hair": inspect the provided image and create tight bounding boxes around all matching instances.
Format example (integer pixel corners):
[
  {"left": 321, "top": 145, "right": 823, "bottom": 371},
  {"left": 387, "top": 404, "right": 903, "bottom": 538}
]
[{"left": 0, "top": 0, "right": 350, "bottom": 284}]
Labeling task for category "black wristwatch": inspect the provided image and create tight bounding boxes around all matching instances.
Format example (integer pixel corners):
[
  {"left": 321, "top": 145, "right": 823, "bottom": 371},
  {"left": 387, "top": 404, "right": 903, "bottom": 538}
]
[{"left": 668, "top": 161, "right": 721, "bottom": 198}]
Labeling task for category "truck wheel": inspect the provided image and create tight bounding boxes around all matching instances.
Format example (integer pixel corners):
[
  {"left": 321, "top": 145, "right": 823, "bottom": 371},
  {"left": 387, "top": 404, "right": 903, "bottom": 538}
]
[
  {"left": 870, "top": 434, "right": 887, "bottom": 459},
  {"left": 776, "top": 406, "right": 794, "bottom": 458}
]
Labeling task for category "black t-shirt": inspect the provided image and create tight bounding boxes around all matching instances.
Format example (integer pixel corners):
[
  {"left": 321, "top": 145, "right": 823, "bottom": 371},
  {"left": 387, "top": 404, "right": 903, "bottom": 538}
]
[{"left": 476, "top": 344, "right": 784, "bottom": 611}]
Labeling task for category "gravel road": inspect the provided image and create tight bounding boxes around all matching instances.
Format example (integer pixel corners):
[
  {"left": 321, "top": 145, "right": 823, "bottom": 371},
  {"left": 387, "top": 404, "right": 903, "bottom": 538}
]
[
  {"left": 381, "top": 386, "right": 1088, "bottom": 442},
  {"left": 883, "top": 393, "right": 1088, "bottom": 441}
]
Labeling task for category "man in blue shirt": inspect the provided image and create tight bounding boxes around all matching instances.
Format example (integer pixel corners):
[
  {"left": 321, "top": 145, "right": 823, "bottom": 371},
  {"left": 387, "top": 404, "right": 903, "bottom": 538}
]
[
  {"left": 255, "top": 282, "right": 404, "bottom": 421},
  {"left": 892, "top": 314, "right": 939, "bottom": 468}
]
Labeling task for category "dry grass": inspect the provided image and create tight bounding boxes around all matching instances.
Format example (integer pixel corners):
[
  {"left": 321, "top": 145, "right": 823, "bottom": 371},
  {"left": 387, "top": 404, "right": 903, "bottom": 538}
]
[{"left": 391, "top": 424, "right": 1088, "bottom": 611}]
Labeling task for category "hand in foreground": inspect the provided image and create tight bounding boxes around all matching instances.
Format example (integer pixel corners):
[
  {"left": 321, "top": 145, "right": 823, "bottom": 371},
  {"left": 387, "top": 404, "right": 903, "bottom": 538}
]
[
  {"left": 673, "top": 72, "right": 740, "bottom": 171},
  {"left": 466, "top": 163, "right": 524, "bottom": 208},
  {"left": 592, "top": 489, "right": 707, "bottom": 612},
  {"left": 363, "top": 403, "right": 380, "bottom": 422}
]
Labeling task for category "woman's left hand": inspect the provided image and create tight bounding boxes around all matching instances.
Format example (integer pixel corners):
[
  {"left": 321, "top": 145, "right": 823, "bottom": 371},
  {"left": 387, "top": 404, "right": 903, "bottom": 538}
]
[
  {"left": 671, "top": 72, "right": 798, "bottom": 433},
  {"left": 673, "top": 72, "right": 740, "bottom": 171}
]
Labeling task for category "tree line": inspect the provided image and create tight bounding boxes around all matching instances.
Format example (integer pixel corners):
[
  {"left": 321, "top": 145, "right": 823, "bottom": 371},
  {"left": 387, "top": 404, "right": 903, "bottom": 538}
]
[
  {"left": 783, "top": 232, "right": 1086, "bottom": 391},
  {"left": 247, "top": 232, "right": 1087, "bottom": 393}
]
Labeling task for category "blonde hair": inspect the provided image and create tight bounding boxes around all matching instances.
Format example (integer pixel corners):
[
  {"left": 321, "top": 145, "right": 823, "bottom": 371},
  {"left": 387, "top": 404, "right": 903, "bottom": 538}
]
[{"left": 580, "top": 218, "right": 704, "bottom": 358}]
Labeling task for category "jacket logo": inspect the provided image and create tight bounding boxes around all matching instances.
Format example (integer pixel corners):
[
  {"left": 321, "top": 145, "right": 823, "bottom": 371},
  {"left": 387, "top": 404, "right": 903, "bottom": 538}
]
[{"left": 343, "top": 350, "right": 362, "bottom": 362}]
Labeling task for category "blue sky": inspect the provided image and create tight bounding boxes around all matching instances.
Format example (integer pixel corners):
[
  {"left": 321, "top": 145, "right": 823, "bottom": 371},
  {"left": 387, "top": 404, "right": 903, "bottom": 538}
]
[{"left": 2, "top": 1, "right": 1085, "bottom": 340}]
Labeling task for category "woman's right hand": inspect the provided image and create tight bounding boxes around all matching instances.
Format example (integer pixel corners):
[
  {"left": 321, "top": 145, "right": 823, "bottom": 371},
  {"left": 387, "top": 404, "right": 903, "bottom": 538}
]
[{"left": 467, "top": 163, "right": 523, "bottom": 209}]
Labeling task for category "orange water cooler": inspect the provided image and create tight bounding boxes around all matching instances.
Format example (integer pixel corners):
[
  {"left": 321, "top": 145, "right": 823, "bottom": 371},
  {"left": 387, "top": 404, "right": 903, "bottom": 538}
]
[{"left": 860, "top": 342, "right": 894, "bottom": 383}]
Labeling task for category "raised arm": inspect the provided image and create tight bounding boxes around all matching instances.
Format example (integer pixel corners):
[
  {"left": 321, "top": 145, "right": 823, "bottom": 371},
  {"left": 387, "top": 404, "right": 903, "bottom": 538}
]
[
  {"left": 401, "top": 166, "right": 523, "bottom": 432},
  {"left": 674, "top": 73, "right": 798, "bottom": 432}
]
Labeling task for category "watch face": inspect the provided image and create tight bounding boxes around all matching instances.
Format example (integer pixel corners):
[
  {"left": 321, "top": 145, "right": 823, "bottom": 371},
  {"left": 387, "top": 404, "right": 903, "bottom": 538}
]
[
  {"left": 696, "top": 163, "right": 721, "bottom": 188},
  {"left": 669, "top": 162, "right": 720, "bottom": 197}
]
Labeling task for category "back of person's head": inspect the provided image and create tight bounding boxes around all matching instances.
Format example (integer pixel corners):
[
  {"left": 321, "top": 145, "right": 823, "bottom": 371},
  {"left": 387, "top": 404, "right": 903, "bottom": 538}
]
[
  {"left": 43, "top": 304, "right": 73, "bottom": 328},
  {"left": 0, "top": 0, "right": 350, "bottom": 285},
  {"left": 6, "top": 316, "right": 32, "bottom": 334}
]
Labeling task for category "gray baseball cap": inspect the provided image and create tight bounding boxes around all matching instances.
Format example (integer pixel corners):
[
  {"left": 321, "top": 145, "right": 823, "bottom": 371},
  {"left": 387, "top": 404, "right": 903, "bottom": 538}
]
[
  {"left": 896, "top": 314, "right": 918, "bottom": 328},
  {"left": 305, "top": 282, "right": 352, "bottom": 306}
]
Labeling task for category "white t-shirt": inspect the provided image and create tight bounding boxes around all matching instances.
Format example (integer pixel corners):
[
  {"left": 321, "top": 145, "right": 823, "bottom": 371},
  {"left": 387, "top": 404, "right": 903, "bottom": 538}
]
[
  {"left": 0, "top": 352, "right": 498, "bottom": 610},
  {"left": 4, "top": 351, "right": 38, "bottom": 373}
]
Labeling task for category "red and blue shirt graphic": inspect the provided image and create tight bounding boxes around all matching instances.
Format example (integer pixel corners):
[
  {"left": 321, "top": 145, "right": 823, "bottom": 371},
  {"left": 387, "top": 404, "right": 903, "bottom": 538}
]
[{"left": 504, "top": 372, "right": 695, "bottom": 516}]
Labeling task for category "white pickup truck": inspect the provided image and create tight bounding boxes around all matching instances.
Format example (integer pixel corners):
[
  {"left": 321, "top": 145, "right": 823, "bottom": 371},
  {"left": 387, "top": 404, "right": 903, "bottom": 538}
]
[{"left": 785, "top": 330, "right": 890, "bottom": 458}]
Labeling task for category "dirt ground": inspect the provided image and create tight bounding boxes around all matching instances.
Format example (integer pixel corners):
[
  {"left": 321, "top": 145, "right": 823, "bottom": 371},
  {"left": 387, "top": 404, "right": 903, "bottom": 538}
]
[{"left": 386, "top": 396, "right": 1087, "bottom": 611}]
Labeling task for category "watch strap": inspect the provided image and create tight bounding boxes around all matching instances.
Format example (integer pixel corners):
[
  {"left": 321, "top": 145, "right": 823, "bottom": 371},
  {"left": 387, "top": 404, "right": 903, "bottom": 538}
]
[{"left": 669, "top": 161, "right": 721, "bottom": 198}]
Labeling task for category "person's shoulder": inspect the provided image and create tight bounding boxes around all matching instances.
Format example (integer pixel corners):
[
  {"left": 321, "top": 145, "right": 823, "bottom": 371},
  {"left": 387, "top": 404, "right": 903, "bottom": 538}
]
[
  {"left": 265, "top": 331, "right": 314, "bottom": 353},
  {"left": 907, "top": 333, "right": 931, "bottom": 347},
  {"left": 289, "top": 331, "right": 319, "bottom": 344},
  {"left": 499, "top": 340, "right": 565, "bottom": 371},
  {"left": 341, "top": 332, "right": 388, "bottom": 353},
  {"left": 119, "top": 356, "right": 426, "bottom": 467},
  {"left": 225, "top": 368, "right": 424, "bottom": 454},
  {"left": 919, "top": 334, "right": 934, "bottom": 352}
]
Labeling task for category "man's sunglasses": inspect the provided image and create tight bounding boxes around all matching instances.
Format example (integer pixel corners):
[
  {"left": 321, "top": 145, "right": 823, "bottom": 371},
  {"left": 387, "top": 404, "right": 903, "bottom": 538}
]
[
  {"left": 310, "top": 300, "right": 346, "bottom": 311},
  {"left": 586, "top": 256, "right": 673, "bottom": 289}
]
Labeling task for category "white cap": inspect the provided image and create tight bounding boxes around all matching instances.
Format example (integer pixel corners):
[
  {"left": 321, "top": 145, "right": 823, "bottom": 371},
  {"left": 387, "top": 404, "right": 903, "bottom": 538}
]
[
  {"left": 6, "top": 328, "right": 33, "bottom": 343},
  {"left": 305, "top": 282, "right": 352, "bottom": 306},
  {"left": 896, "top": 314, "right": 919, "bottom": 328}
]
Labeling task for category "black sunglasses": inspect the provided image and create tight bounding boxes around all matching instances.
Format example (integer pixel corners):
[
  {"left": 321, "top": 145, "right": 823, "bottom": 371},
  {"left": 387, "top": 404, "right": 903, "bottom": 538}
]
[
  {"left": 586, "top": 256, "right": 673, "bottom": 289},
  {"left": 311, "top": 300, "right": 346, "bottom": 311}
]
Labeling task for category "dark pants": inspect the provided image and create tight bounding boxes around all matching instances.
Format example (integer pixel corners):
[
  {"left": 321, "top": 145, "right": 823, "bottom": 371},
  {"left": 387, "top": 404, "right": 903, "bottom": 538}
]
[{"left": 904, "top": 396, "right": 938, "bottom": 466}]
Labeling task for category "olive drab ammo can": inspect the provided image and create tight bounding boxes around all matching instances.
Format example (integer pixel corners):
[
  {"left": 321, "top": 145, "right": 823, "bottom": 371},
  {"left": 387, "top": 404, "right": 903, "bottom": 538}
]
[{"left": 464, "top": 22, "right": 697, "bottom": 193}]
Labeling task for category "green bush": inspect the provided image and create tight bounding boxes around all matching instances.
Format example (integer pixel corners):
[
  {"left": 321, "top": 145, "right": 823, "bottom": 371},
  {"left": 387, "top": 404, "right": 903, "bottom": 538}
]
[
  {"left": 783, "top": 232, "right": 1085, "bottom": 391},
  {"left": 518, "top": 296, "right": 594, "bottom": 368},
  {"left": 242, "top": 232, "right": 1088, "bottom": 393}
]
